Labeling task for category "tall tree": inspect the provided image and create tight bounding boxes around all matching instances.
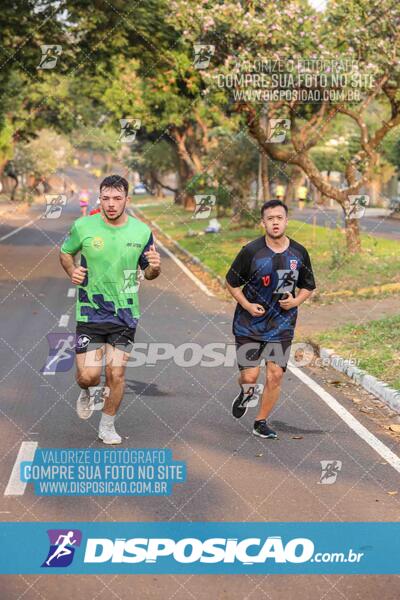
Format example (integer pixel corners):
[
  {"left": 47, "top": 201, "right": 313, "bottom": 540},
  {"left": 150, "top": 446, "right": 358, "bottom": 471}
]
[{"left": 171, "top": 0, "right": 400, "bottom": 252}]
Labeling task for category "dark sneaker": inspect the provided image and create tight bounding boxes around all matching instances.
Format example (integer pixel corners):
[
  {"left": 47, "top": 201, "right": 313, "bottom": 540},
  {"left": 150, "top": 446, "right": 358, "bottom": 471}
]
[
  {"left": 253, "top": 420, "right": 278, "bottom": 439},
  {"left": 232, "top": 388, "right": 254, "bottom": 419}
]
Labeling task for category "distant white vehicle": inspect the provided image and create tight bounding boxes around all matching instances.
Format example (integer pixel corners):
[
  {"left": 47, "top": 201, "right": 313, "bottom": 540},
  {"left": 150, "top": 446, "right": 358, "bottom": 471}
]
[{"left": 133, "top": 183, "right": 147, "bottom": 194}]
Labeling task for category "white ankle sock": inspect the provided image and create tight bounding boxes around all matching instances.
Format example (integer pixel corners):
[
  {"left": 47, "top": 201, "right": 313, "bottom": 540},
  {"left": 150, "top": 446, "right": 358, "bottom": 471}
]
[{"left": 100, "top": 413, "right": 115, "bottom": 427}]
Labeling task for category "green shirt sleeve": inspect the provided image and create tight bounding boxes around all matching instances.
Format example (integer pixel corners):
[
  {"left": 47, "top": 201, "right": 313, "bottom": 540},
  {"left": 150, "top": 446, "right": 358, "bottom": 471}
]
[{"left": 60, "top": 221, "right": 82, "bottom": 254}]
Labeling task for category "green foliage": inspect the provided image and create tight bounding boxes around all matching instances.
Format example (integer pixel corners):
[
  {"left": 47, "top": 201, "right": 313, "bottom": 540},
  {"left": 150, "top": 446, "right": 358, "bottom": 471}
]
[
  {"left": 14, "top": 129, "right": 73, "bottom": 180},
  {"left": 317, "top": 315, "right": 400, "bottom": 391},
  {"left": 0, "top": 118, "right": 13, "bottom": 164}
]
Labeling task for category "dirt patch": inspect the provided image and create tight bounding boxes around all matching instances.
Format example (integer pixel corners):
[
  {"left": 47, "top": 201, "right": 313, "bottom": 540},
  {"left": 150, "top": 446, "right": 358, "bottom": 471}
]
[
  {"left": 296, "top": 296, "right": 400, "bottom": 338},
  {"left": 0, "top": 201, "right": 32, "bottom": 219}
]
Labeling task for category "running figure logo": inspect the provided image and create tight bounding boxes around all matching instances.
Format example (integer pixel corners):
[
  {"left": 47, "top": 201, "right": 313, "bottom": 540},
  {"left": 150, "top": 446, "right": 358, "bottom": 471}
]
[
  {"left": 268, "top": 119, "right": 290, "bottom": 143},
  {"left": 42, "top": 194, "right": 67, "bottom": 219},
  {"left": 242, "top": 383, "right": 264, "bottom": 408},
  {"left": 119, "top": 118, "right": 141, "bottom": 143},
  {"left": 318, "top": 460, "right": 342, "bottom": 484},
  {"left": 274, "top": 269, "right": 299, "bottom": 295},
  {"left": 193, "top": 195, "right": 216, "bottom": 219},
  {"left": 41, "top": 529, "right": 82, "bottom": 567},
  {"left": 41, "top": 333, "right": 76, "bottom": 374},
  {"left": 193, "top": 44, "right": 215, "bottom": 69},
  {"left": 37, "top": 45, "right": 62, "bottom": 69},
  {"left": 121, "top": 269, "right": 141, "bottom": 294},
  {"left": 346, "top": 195, "right": 369, "bottom": 219}
]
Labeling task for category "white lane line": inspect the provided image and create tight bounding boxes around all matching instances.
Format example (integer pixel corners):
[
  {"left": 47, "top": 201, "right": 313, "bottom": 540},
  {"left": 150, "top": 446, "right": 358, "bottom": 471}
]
[
  {"left": 4, "top": 441, "right": 38, "bottom": 496},
  {"left": 67, "top": 287, "right": 76, "bottom": 297},
  {"left": 157, "top": 239, "right": 214, "bottom": 297},
  {"left": 289, "top": 364, "right": 400, "bottom": 474},
  {"left": 58, "top": 314, "right": 70, "bottom": 327},
  {"left": 0, "top": 216, "right": 42, "bottom": 242}
]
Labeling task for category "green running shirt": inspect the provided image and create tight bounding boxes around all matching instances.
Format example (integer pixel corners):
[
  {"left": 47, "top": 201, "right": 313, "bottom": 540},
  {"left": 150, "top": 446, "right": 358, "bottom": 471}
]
[{"left": 60, "top": 213, "right": 153, "bottom": 328}]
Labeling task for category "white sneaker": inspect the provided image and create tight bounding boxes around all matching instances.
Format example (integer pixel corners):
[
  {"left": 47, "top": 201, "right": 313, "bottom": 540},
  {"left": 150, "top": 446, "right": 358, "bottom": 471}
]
[
  {"left": 76, "top": 389, "right": 94, "bottom": 420},
  {"left": 98, "top": 423, "right": 122, "bottom": 445}
]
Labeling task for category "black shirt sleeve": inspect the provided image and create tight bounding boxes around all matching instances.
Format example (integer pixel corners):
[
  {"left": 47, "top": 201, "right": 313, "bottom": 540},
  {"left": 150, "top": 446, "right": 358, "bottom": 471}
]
[
  {"left": 138, "top": 232, "right": 154, "bottom": 270},
  {"left": 297, "top": 248, "right": 316, "bottom": 291},
  {"left": 226, "top": 245, "right": 253, "bottom": 287}
]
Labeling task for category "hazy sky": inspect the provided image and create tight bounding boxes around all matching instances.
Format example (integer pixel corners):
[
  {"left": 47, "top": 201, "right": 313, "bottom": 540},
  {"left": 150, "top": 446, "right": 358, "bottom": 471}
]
[{"left": 308, "top": 0, "right": 327, "bottom": 11}]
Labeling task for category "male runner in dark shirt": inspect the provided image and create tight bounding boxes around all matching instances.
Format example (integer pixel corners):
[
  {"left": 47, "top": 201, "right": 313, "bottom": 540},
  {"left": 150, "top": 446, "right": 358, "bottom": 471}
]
[{"left": 225, "top": 199, "right": 316, "bottom": 439}]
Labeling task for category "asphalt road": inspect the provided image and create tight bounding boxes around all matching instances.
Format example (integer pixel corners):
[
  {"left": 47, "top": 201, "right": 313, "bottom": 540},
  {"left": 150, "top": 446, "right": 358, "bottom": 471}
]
[
  {"left": 0, "top": 171, "right": 400, "bottom": 598},
  {"left": 290, "top": 207, "right": 399, "bottom": 240}
]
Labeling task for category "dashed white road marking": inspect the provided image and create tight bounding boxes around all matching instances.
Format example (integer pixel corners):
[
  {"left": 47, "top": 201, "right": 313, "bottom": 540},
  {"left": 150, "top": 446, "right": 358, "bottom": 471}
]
[
  {"left": 58, "top": 314, "right": 70, "bottom": 327},
  {"left": 4, "top": 441, "right": 38, "bottom": 496},
  {"left": 289, "top": 364, "right": 400, "bottom": 474},
  {"left": 0, "top": 216, "right": 42, "bottom": 242},
  {"left": 67, "top": 288, "right": 76, "bottom": 297}
]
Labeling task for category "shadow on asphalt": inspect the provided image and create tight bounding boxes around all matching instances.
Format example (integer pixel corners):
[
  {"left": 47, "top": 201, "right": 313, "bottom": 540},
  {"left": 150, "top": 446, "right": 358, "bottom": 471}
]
[
  {"left": 270, "top": 420, "right": 325, "bottom": 435},
  {"left": 125, "top": 380, "right": 170, "bottom": 397}
]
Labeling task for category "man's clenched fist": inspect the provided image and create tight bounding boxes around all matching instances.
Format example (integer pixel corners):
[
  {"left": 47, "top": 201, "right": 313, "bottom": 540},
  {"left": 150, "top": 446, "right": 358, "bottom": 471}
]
[{"left": 71, "top": 266, "right": 87, "bottom": 285}]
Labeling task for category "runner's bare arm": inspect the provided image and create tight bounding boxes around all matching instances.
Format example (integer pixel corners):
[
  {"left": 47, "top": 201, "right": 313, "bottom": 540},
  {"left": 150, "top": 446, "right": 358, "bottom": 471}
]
[
  {"left": 59, "top": 252, "right": 87, "bottom": 284},
  {"left": 143, "top": 244, "right": 161, "bottom": 280},
  {"left": 279, "top": 288, "right": 313, "bottom": 310}
]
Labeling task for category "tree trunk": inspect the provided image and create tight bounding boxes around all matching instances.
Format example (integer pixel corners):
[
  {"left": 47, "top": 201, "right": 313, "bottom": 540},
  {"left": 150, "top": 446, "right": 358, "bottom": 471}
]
[
  {"left": 9, "top": 175, "right": 18, "bottom": 201},
  {"left": 284, "top": 165, "right": 304, "bottom": 205},
  {"left": 368, "top": 177, "right": 381, "bottom": 206},
  {"left": 175, "top": 156, "right": 195, "bottom": 209},
  {"left": 231, "top": 188, "right": 251, "bottom": 224},
  {"left": 344, "top": 216, "right": 361, "bottom": 253},
  {"left": 257, "top": 150, "right": 270, "bottom": 204}
]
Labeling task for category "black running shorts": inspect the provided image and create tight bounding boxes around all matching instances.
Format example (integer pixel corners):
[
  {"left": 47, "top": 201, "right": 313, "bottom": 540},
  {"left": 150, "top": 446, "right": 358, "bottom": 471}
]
[
  {"left": 235, "top": 336, "right": 292, "bottom": 371},
  {"left": 75, "top": 322, "right": 136, "bottom": 354}
]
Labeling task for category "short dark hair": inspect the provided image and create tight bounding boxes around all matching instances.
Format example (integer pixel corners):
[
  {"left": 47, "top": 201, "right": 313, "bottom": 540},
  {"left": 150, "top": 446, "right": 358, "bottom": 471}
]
[
  {"left": 260, "top": 199, "right": 288, "bottom": 217},
  {"left": 100, "top": 174, "right": 129, "bottom": 196}
]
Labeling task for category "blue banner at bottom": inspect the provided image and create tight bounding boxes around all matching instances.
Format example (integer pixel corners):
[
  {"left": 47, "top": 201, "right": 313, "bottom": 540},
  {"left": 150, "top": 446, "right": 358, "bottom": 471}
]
[{"left": 0, "top": 522, "right": 398, "bottom": 574}]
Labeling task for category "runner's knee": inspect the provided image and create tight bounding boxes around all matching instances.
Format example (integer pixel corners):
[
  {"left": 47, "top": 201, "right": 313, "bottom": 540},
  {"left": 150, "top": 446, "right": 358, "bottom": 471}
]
[
  {"left": 240, "top": 368, "right": 259, "bottom": 385},
  {"left": 76, "top": 372, "right": 100, "bottom": 388},
  {"left": 266, "top": 363, "right": 284, "bottom": 387},
  {"left": 105, "top": 367, "right": 125, "bottom": 387}
]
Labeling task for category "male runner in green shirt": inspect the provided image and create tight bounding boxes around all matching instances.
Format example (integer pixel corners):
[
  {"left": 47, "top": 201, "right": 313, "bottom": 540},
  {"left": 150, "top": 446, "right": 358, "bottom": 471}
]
[{"left": 60, "top": 175, "right": 161, "bottom": 444}]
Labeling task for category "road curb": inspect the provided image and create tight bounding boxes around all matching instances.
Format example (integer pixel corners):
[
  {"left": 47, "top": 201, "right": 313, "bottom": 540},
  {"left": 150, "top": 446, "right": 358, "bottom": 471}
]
[{"left": 319, "top": 347, "right": 400, "bottom": 413}]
